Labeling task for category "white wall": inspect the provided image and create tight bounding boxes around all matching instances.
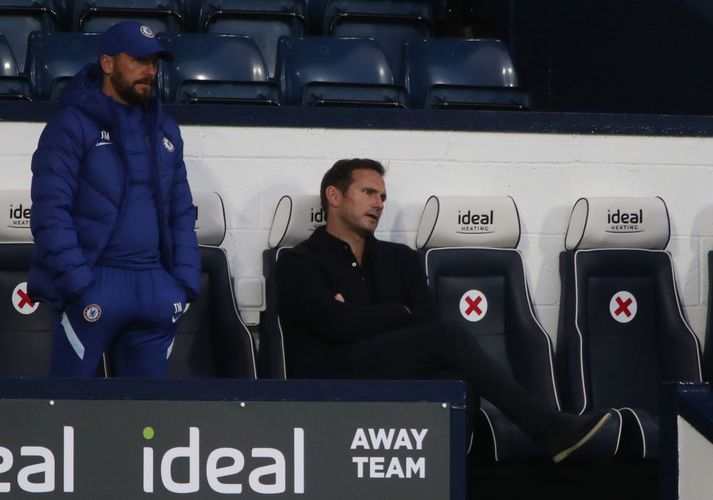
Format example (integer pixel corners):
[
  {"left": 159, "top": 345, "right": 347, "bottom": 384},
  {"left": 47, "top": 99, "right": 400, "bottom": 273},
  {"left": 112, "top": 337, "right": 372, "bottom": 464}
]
[
  {"left": 5, "top": 122, "right": 713, "bottom": 346},
  {"left": 678, "top": 416, "right": 713, "bottom": 499}
]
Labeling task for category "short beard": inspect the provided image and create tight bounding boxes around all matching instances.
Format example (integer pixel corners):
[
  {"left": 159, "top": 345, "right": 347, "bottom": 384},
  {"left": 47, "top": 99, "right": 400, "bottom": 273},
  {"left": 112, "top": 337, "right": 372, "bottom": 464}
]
[{"left": 111, "top": 73, "right": 153, "bottom": 105}]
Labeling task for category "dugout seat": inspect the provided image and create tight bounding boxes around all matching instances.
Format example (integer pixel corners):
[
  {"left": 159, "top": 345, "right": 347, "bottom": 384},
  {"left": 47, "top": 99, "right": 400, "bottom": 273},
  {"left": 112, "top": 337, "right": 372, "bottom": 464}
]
[
  {"left": 26, "top": 31, "right": 101, "bottom": 101},
  {"left": 0, "top": 190, "right": 57, "bottom": 376},
  {"left": 0, "top": 34, "right": 30, "bottom": 100},
  {"left": 416, "top": 195, "right": 621, "bottom": 461},
  {"left": 275, "top": 36, "right": 406, "bottom": 107},
  {"left": 323, "top": 0, "right": 433, "bottom": 81},
  {"left": 107, "top": 191, "right": 257, "bottom": 379},
  {"left": 158, "top": 33, "right": 278, "bottom": 105},
  {"left": 556, "top": 197, "right": 702, "bottom": 458},
  {"left": 0, "top": 0, "right": 58, "bottom": 73},
  {"left": 199, "top": 0, "right": 306, "bottom": 79},
  {"left": 404, "top": 38, "right": 531, "bottom": 110},
  {"left": 73, "top": 0, "right": 184, "bottom": 33},
  {"left": 258, "top": 194, "right": 323, "bottom": 378}
]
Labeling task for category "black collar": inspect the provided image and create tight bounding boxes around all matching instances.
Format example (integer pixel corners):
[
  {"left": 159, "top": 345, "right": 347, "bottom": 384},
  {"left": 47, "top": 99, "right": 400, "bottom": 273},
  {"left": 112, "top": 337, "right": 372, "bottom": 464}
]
[{"left": 310, "top": 226, "right": 377, "bottom": 264}]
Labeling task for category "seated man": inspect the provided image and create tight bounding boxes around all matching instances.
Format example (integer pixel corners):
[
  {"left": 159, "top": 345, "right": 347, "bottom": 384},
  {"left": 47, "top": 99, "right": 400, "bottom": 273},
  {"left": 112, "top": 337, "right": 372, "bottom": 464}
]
[{"left": 276, "top": 158, "right": 612, "bottom": 463}]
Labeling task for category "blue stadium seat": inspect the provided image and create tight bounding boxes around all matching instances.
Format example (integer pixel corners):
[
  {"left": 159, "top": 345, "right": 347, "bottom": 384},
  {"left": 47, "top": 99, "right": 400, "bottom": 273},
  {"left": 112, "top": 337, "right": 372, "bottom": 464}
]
[
  {"left": 0, "top": 0, "right": 59, "bottom": 72},
  {"left": 0, "top": 34, "right": 30, "bottom": 100},
  {"left": 323, "top": 0, "right": 434, "bottom": 81},
  {"left": 182, "top": 0, "right": 202, "bottom": 31},
  {"left": 275, "top": 36, "right": 406, "bottom": 107},
  {"left": 73, "top": 0, "right": 184, "bottom": 33},
  {"left": 306, "top": 0, "right": 327, "bottom": 33},
  {"left": 158, "top": 33, "right": 278, "bottom": 105},
  {"left": 259, "top": 195, "right": 324, "bottom": 378},
  {"left": 108, "top": 192, "right": 257, "bottom": 379},
  {"left": 199, "top": 0, "right": 306, "bottom": 79},
  {"left": 26, "top": 32, "right": 101, "bottom": 101},
  {"left": 417, "top": 195, "right": 621, "bottom": 461},
  {"left": 404, "top": 38, "right": 532, "bottom": 110},
  {"left": 556, "top": 197, "right": 702, "bottom": 458}
]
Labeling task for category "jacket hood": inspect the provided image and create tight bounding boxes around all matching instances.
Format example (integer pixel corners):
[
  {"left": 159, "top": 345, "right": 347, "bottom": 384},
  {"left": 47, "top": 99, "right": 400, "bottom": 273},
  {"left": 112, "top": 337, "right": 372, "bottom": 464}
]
[{"left": 60, "top": 63, "right": 161, "bottom": 128}]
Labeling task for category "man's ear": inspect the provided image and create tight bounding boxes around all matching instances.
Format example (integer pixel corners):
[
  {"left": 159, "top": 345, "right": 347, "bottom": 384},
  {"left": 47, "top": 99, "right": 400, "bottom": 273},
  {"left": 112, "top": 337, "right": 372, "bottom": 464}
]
[
  {"left": 99, "top": 54, "right": 114, "bottom": 76},
  {"left": 325, "top": 185, "right": 341, "bottom": 208}
]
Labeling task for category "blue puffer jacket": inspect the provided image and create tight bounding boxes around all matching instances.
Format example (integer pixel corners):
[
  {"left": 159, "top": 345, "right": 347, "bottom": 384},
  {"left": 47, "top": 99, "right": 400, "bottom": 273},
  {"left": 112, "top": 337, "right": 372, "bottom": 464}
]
[{"left": 28, "top": 63, "right": 201, "bottom": 310}]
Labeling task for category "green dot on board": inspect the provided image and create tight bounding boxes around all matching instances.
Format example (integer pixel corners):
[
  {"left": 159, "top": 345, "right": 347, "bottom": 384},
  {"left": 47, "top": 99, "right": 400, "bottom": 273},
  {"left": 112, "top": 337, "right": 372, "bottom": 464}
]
[{"left": 143, "top": 427, "right": 155, "bottom": 440}]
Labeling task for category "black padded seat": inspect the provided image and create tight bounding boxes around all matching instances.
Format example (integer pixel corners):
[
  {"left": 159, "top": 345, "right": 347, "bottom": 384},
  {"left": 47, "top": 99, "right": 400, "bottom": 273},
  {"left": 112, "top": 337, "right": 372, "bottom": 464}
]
[
  {"left": 0, "top": 190, "right": 63, "bottom": 376},
  {"left": 556, "top": 197, "right": 701, "bottom": 458},
  {"left": 418, "top": 195, "right": 621, "bottom": 461},
  {"left": 259, "top": 194, "right": 323, "bottom": 379}
]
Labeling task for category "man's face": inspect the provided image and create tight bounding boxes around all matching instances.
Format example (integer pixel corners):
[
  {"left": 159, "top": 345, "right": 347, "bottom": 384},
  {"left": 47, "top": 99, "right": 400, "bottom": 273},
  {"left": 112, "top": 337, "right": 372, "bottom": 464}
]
[
  {"left": 331, "top": 168, "right": 386, "bottom": 236},
  {"left": 103, "top": 52, "right": 158, "bottom": 105}
]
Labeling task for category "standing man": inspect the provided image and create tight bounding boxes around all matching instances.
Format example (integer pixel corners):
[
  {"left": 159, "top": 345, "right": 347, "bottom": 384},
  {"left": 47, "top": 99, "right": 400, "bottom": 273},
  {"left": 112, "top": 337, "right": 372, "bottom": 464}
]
[
  {"left": 276, "top": 159, "right": 612, "bottom": 463},
  {"left": 28, "top": 22, "right": 200, "bottom": 378}
]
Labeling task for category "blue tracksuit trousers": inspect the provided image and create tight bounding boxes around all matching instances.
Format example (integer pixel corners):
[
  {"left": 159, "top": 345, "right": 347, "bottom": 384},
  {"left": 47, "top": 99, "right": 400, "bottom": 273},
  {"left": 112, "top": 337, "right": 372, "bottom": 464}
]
[{"left": 50, "top": 265, "right": 187, "bottom": 377}]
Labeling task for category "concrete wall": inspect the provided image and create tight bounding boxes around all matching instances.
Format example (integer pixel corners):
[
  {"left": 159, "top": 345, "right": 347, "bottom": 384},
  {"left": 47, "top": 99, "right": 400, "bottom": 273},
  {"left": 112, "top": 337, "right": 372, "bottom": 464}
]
[{"left": 5, "top": 122, "right": 713, "bottom": 346}]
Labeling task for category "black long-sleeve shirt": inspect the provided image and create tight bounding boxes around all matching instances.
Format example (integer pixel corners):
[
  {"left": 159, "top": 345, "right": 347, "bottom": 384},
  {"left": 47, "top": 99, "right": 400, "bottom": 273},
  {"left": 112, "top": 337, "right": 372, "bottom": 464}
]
[{"left": 276, "top": 226, "right": 437, "bottom": 377}]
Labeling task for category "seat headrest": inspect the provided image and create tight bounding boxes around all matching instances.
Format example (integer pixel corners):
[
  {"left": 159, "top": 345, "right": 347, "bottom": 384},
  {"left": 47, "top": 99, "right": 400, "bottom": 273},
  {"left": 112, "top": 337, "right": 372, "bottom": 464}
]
[
  {"left": 268, "top": 195, "right": 324, "bottom": 248},
  {"left": 416, "top": 195, "right": 521, "bottom": 249},
  {"left": 0, "top": 190, "right": 33, "bottom": 243},
  {"left": 0, "top": 190, "right": 225, "bottom": 246},
  {"left": 193, "top": 191, "right": 226, "bottom": 246},
  {"left": 564, "top": 197, "right": 670, "bottom": 250}
]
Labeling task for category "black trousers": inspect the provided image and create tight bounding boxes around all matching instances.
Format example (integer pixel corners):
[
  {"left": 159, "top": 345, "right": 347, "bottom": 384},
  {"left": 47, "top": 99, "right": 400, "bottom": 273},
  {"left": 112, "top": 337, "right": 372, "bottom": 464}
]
[{"left": 339, "top": 319, "right": 557, "bottom": 441}]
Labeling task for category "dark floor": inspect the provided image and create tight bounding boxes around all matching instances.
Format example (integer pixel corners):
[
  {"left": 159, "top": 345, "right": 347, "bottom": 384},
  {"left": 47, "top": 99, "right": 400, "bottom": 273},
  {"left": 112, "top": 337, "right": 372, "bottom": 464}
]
[{"left": 468, "top": 458, "right": 659, "bottom": 500}]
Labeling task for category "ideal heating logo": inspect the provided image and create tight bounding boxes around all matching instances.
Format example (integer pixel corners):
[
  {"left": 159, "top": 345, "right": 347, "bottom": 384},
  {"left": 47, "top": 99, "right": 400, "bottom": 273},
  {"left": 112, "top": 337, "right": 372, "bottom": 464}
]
[
  {"left": 605, "top": 208, "right": 644, "bottom": 233},
  {"left": 7, "top": 203, "right": 31, "bottom": 229},
  {"left": 0, "top": 426, "right": 75, "bottom": 493},
  {"left": 457, "top": 209, "right": 494, "bottom": 234},
  {"left": 142, "top": 426, "right": 305, "bottom": 495},
  {"left": 309, "top": 207, "right": 325, "bottom": 231}
]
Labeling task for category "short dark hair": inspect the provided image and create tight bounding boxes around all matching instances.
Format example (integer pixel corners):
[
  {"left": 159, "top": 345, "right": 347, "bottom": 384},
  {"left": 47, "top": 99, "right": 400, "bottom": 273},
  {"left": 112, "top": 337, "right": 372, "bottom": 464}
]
[{"left": 320, "top": 159, "right": 385, "bottom": 213}]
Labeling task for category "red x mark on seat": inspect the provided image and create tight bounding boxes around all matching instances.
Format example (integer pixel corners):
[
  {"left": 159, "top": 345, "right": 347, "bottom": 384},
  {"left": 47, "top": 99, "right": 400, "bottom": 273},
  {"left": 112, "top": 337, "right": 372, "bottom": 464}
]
[
  {"left": 465, "top": 295, "right": 482, "bottom": 316},
  {"left": 614, "top": 296, "right": 633, "bottom": 317},
  {"left": 16, "top": 289, "right": 35, "bottom": 309}
]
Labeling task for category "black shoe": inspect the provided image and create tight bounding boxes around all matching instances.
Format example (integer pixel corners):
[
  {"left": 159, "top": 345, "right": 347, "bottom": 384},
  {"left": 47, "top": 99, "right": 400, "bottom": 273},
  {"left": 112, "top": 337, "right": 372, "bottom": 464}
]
[{"left": 545, "top": 409, "right": 613, "bottom": 463}]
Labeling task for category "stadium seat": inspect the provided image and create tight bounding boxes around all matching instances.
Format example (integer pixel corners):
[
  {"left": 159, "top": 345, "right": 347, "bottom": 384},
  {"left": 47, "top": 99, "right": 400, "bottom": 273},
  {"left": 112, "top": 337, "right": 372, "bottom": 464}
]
[
  {"left": 0, "top": 190, "right": 58, "bottom": 376},
  {"left": 0, "top": 0, "right": 59, "bottom": 72},
  {"left": 26, "top": 31, "right": 101, "bottom": 101},
  {"left": 158, "top": 33, "right": 278, "bottom": 105},
  {"left": 556, "top": 196, "right": 702, "bottom": 458},
  {"left": 275, "top": 36, "right": 406, "bottom": 107},
  {"left": 199, "top": 0, "right": 306, "bottom": 79},
  {"left": 404, "top": 38, "right": 532, "bottom": 110},
  {"left": 259, "top": 194, "right": 324, "bottom": 378},
  {"left": 306, "top": 0, "right": 327, "bottom": 34},
  {"left": 182, "top": 0, "right": 202, "bottom": 31},
  {"left": 107, "top": 191, "right": 257, "bottom": 378},
  {"left": 323, "top": 0, "right": 434, "bottom": 81},
  {"left": 0, "top": 34, "right": 30, "bottom": 100},
  {"left": 416, "top": 195, "right": 621, "bottom": 460},
  {"left": 73, "top": 0, "right": 184, "bottom": 33}
]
